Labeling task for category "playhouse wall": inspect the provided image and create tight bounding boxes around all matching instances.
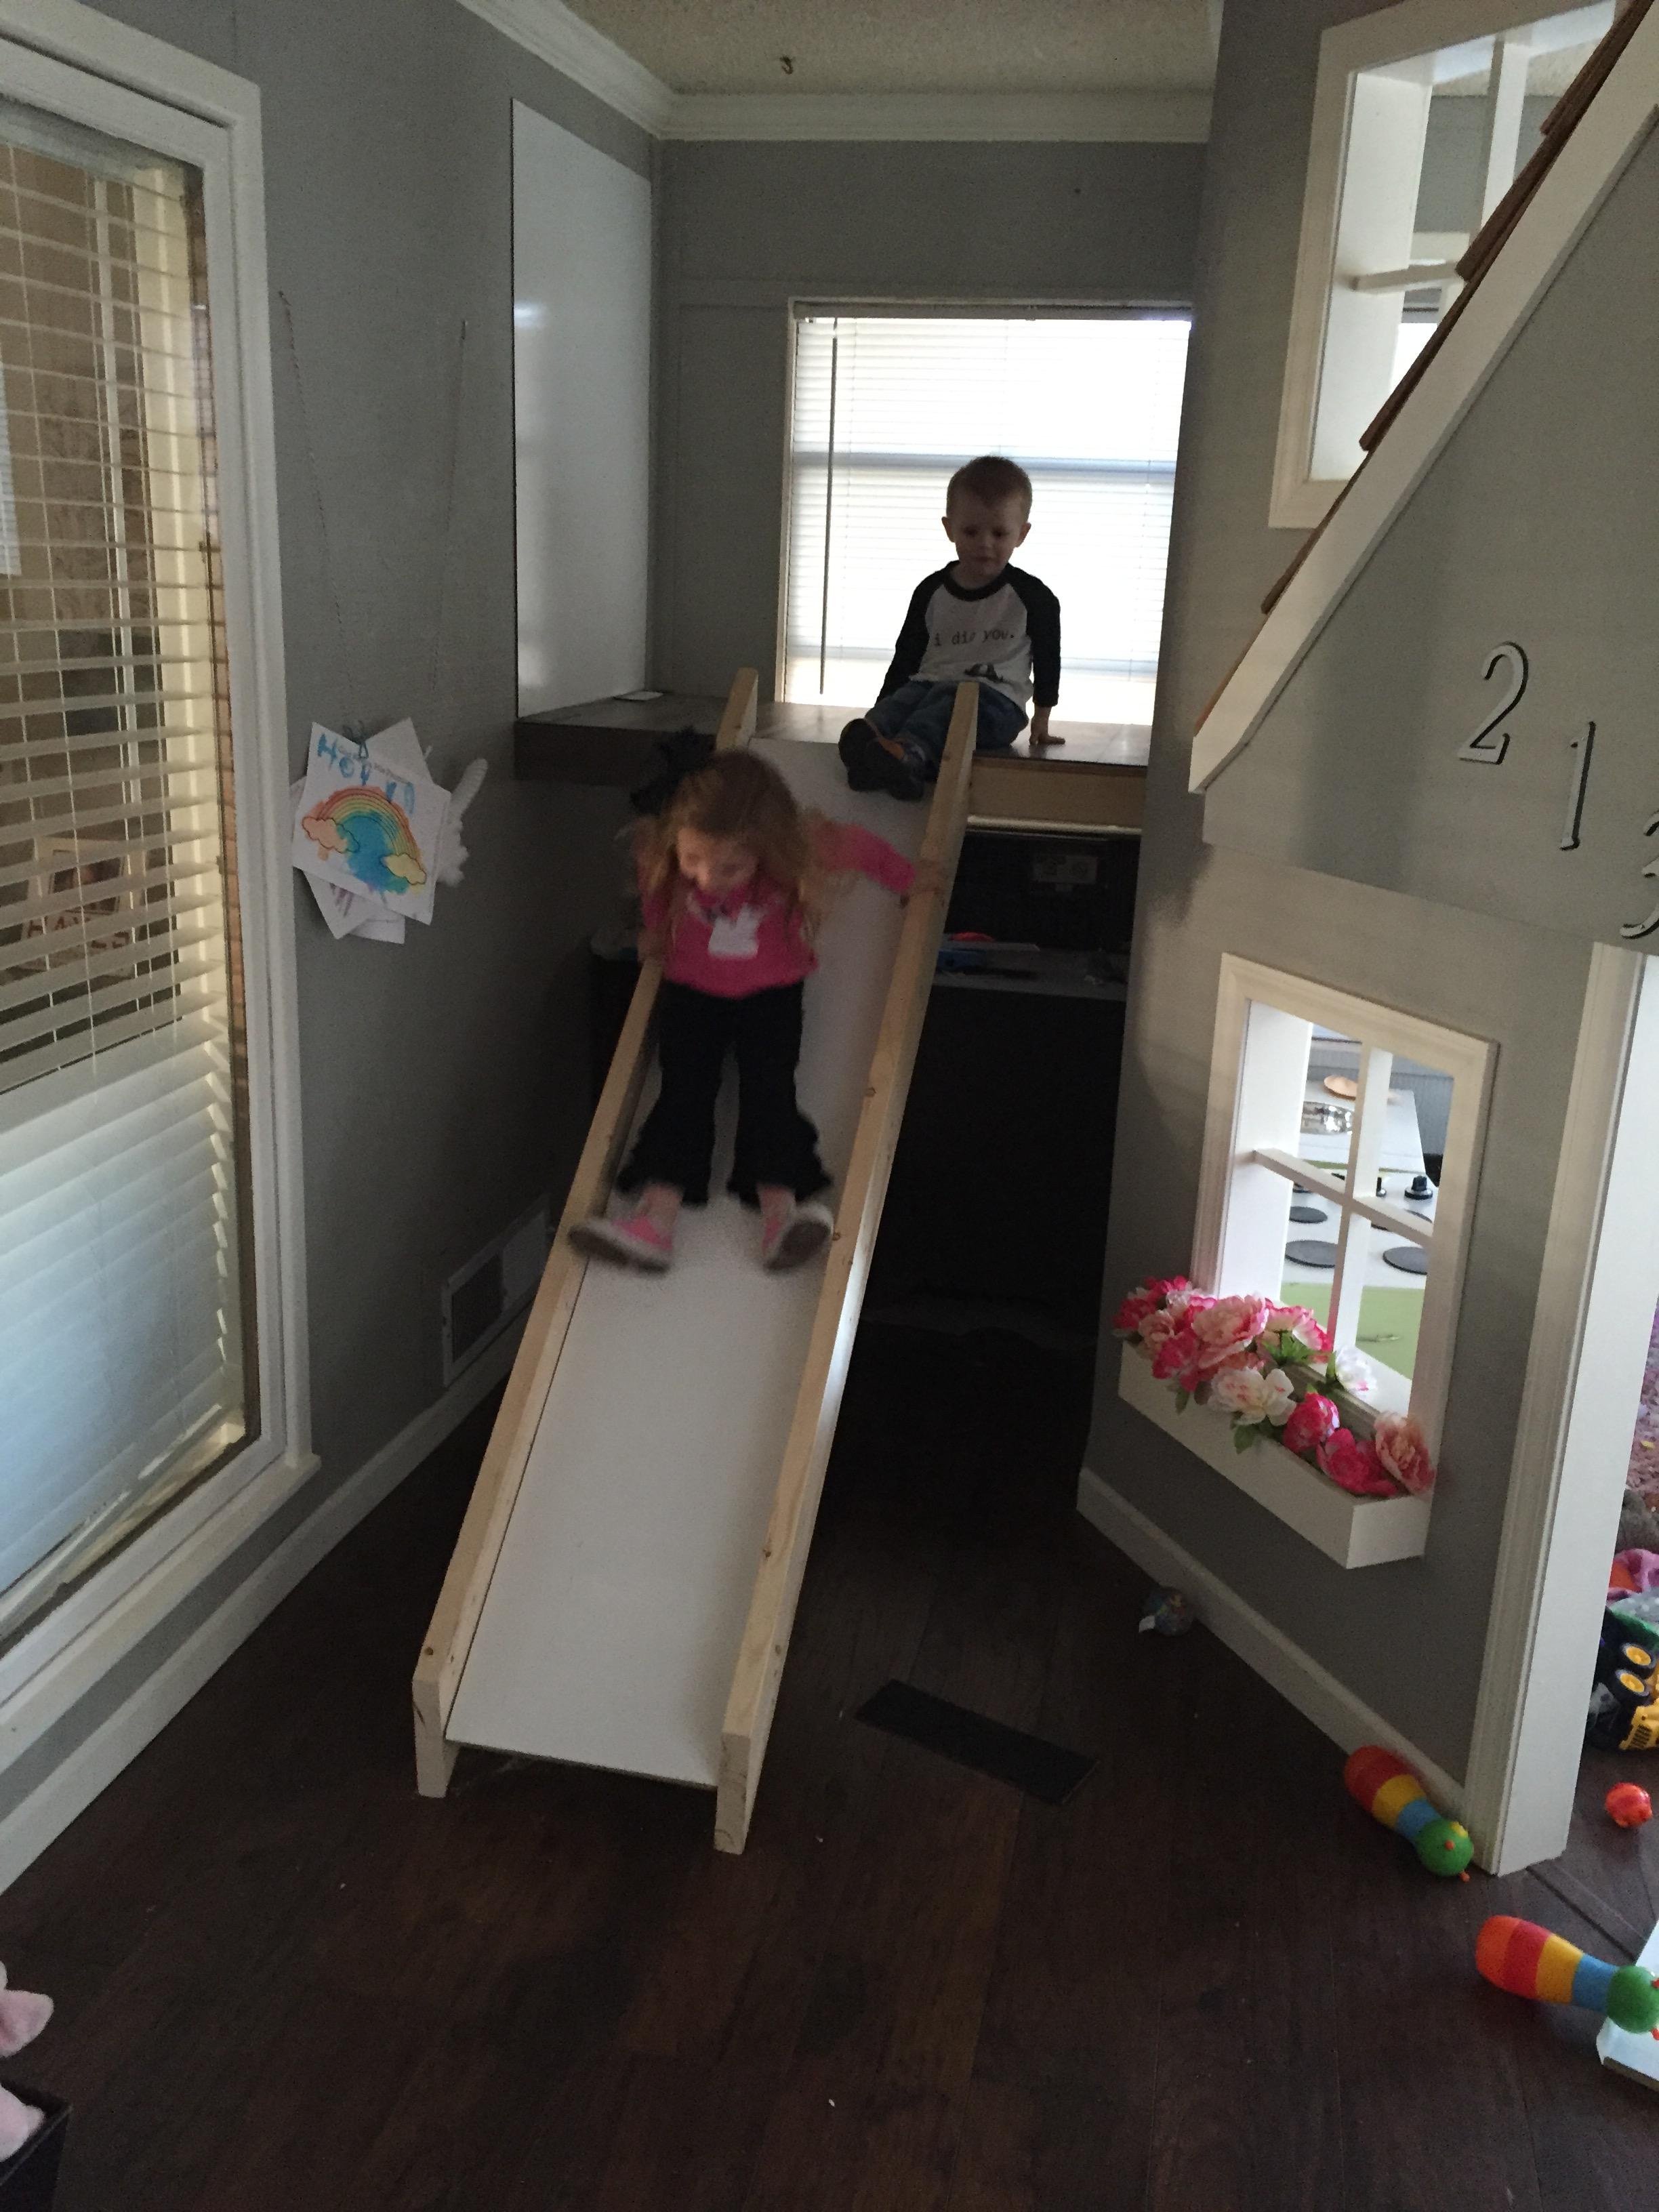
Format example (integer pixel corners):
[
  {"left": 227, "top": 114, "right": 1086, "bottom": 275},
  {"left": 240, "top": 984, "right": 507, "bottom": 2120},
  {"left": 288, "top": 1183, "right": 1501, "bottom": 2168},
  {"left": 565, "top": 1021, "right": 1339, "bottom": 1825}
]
[
  {"left": 1090, "top": 0, "right": 1598, "bottom": 1784},
  {"left": 651, "top": 137, "right": 1207, "bottom": 696},
  {"left": 3, "top": 0, "right": 646, "bottom": 1828}
]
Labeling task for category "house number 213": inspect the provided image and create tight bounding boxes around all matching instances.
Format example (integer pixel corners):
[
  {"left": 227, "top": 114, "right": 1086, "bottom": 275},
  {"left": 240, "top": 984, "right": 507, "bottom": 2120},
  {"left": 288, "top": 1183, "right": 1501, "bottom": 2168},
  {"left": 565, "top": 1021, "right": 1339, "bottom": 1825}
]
[{"left": 1458, "top": 640, "right": 1659, "bottom": 939}]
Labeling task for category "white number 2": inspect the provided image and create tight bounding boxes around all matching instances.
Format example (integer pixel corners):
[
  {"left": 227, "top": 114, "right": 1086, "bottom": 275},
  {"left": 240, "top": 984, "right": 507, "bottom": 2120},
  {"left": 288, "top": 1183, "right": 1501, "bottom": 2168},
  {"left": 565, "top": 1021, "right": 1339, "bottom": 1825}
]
[{"left": 1621, "top": 812, "right": 1659, "bottom": 941}]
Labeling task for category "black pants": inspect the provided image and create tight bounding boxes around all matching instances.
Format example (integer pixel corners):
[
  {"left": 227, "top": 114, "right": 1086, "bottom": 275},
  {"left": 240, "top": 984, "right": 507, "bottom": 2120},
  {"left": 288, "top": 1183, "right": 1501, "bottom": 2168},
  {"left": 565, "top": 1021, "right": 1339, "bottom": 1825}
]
[{"left": 617, "top": 980, "right": 831, "bottom": 1208}]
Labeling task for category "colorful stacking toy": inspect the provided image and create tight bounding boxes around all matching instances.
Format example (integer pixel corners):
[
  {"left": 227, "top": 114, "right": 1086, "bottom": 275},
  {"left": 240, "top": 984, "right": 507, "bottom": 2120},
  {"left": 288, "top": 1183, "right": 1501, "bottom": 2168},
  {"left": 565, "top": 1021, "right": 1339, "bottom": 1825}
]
[
  {"left": 1477, "top": 1917, "right": 1659, "bottom": 2037},
  {"left": 1343, "top": 1744, "right": 1473, "bottom": 1877}
]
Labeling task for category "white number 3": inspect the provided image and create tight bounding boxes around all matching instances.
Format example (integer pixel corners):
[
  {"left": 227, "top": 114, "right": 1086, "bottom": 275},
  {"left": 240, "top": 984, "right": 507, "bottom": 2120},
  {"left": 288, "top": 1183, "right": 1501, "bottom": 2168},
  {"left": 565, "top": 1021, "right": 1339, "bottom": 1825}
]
[{"left": 1621, "top": 812, "right": 1659, "bottom": 941}]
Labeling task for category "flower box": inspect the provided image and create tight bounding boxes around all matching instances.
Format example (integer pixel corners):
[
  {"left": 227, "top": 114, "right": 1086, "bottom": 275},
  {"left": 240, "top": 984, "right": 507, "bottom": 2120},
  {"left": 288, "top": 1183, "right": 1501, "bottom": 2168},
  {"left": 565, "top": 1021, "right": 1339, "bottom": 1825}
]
[
  {"left": 1118, "top": 1345, "right": 1431, "bottom": 1568},
  {"left": 0, "top": 2086, "right": 68, "bottom": 2212}
]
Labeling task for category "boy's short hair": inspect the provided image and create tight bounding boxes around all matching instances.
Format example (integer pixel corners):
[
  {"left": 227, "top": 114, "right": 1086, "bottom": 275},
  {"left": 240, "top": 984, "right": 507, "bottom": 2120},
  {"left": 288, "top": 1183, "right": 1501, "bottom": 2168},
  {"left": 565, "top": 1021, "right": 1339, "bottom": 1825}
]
[{"left": 946, "top": 454, "right": 1033, "bottom": 517}]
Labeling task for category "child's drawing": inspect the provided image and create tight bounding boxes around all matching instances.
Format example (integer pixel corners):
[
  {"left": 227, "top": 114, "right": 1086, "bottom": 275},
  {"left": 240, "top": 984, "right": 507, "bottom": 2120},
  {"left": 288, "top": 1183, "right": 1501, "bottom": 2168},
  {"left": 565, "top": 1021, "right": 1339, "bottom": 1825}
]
[
  {"left": 302, "top": 783, "right": 426, "bottom": 896},
  {"left": 291, "top": 724, "right": 449, "bottom": 925}
]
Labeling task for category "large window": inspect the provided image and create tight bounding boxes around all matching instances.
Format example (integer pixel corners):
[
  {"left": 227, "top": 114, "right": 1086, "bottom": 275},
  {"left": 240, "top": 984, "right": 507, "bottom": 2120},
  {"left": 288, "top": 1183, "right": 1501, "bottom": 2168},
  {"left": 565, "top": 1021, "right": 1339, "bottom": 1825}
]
[
  {"left": 782, "top": 310, "right": 1189, "bottom": 726},
  {"left": 1193, "top": 959, "right": 1495, "bottom": 1452},
  {"left": 0, "top": 96, "right": 253, "bottom": 1626},
  {"left": 1273, "top": 0, "right": 1613, "bottom": 527}
]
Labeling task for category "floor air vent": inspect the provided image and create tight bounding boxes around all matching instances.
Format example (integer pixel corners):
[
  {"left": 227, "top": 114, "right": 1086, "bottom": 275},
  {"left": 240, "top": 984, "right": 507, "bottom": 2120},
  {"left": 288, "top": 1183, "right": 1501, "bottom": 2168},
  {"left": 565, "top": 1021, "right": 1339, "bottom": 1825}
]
[{"left": 442, "top": 1200, "right": 551, "bottom": 1385}]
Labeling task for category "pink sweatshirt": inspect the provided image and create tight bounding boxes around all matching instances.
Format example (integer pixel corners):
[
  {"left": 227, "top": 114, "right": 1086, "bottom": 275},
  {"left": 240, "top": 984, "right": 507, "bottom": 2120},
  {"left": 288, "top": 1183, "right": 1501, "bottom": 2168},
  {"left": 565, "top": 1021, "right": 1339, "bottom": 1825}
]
[{"left": 643, "top": 819, "right": 914, "bottom": 1000}]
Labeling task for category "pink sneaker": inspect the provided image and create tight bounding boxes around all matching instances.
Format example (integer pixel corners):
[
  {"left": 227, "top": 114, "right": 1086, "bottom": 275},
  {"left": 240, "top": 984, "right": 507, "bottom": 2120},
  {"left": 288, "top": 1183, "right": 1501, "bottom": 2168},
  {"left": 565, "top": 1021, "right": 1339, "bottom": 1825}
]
[
  {"left": 569, "top": 1208, "right": 674, "bottom": 1271},
  {"left": 762, "top": 1200, "right": 834, "bottom": 1272}
]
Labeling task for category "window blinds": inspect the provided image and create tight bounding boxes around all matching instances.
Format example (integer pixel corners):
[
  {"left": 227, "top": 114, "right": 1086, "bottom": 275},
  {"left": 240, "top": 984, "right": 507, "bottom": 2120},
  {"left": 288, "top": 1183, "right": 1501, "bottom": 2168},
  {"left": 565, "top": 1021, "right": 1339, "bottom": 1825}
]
[
  {"left": 784, "top": 313, "right": 1190, "bottom": 724},
  {"left": 0, "top": 111, "right": 249, "bottom": 1622}
]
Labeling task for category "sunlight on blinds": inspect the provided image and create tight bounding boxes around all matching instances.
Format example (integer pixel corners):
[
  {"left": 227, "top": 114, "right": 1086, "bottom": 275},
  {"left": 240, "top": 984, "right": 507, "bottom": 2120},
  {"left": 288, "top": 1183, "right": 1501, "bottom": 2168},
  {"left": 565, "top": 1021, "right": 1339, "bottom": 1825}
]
[
  {"left": 783, "top": 314, "right": 1189, "bottom": 724},
  {"left": 0, "top": 107, "right": 251, "bottom": 1626}
]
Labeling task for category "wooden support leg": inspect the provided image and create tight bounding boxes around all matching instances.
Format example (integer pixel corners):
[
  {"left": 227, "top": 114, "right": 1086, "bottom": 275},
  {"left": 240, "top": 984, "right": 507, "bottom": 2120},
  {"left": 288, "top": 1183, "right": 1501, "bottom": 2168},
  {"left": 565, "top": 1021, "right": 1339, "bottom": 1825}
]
[{"left": 413, "top": 1683, "right": 458, "bottom": 1798}]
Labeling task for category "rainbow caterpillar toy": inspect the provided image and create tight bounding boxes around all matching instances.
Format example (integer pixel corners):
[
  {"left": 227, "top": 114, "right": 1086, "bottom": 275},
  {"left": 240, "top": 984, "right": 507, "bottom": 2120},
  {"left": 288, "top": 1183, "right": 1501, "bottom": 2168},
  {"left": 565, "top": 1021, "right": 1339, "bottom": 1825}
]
[
  {"left": 1477, "top": 1917, "right": 1659, "bottom": 2038},
  {"left": 1344, "top": 1745, "right": 1473, "bottom": 1877}
]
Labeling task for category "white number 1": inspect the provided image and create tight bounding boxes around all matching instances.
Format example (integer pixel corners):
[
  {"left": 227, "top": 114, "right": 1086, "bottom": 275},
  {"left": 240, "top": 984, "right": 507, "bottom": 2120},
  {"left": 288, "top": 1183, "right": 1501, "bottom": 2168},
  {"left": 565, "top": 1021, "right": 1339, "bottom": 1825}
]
[{"left": 1621, "top": 812, "right": 1659, "bottom": 941}]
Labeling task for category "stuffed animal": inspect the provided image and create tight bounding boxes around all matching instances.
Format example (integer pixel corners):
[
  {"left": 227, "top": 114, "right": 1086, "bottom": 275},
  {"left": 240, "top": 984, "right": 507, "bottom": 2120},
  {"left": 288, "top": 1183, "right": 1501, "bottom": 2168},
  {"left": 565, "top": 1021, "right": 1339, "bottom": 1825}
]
[
  {"left": 0, "top": 1964, "right": 53, "bottom": 2158},
  {"left": 1477, "top": 1916, "right": 1659, "bottom": 2037},
  {"left": 1343, "top": 1744, "right": 1473, "bottom": 1877}
]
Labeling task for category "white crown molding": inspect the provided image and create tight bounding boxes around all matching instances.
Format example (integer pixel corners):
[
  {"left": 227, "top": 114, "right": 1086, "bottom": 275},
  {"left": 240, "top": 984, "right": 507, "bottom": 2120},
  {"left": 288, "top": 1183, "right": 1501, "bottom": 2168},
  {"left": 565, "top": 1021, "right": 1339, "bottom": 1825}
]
[
  {"left": 662, "top": 90, "right": 1212, "bottom": 144},
  {"left": 458, "top": 0, "right": 676, "bottom": 134},
  {"left": 458, "top": 1, "right": 1211, "bottom": 144}
]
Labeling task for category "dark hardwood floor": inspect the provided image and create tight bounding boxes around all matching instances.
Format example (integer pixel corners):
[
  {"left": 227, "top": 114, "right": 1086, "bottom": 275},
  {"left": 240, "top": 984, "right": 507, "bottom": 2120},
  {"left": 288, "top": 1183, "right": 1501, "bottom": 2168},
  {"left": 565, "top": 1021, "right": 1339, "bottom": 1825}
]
[{"left": 5, "top": 1327, "right": 1656, "bottom": 2210}]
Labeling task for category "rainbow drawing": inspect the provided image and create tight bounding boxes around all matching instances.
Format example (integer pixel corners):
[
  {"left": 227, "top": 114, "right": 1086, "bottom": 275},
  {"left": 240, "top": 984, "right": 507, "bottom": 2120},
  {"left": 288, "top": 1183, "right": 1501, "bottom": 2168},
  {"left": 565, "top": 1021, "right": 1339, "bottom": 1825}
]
[{"left": 302, "top": 785, "right": 428, "bottom": 899}]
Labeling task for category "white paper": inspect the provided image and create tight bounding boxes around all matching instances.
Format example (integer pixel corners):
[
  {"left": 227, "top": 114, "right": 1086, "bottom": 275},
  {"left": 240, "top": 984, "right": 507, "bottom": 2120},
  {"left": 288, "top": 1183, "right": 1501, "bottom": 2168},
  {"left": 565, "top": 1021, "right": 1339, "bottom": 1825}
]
[{"left": 292, "top": 722, "right": 449, "bottom": 926}]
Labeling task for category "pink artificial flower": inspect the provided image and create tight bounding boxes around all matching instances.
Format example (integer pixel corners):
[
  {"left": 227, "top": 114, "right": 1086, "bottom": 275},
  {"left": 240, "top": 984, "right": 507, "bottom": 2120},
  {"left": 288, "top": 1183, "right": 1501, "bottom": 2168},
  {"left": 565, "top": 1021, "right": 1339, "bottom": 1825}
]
[
  {"left": 1164, "top": 1286, "right": 1210, "bottom": 1324},
  {"left": 1210, "top": 1363, "right": 1296, "bottom": 1428},
  {"left": 1317, "top": 1429, "right": 1399, "bottom": 1498},
  {"left": 1151, "top": 1326, "right": 1200, "bottom": 1385},
  {"left": 1139, "top": 1307, "right": 1179, "bottom": 1358},
  {"left": 1283, "top": 1393, "right": 1340, "bottom": 1457},
  {"left": 1185, "top": 1294, "right": 1272, "bottom": 1377},
  {"left": 1111, "top": 1275, "right": 1190, "bottom": 1336},
  {"left": 1261, "top": 1305, "right": 1332, "bottom": 1362},
  {"left": 1373, "top": 1412, "right": 1435, "bottom": 1495}
]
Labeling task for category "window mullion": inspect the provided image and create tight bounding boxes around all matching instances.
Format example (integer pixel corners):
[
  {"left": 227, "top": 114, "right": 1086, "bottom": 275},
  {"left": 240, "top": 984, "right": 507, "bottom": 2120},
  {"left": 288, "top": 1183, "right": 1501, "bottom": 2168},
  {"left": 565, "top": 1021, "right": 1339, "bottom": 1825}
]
[{"left": 1327, "top": 1042, "right": 1393, "bottom": 1356}]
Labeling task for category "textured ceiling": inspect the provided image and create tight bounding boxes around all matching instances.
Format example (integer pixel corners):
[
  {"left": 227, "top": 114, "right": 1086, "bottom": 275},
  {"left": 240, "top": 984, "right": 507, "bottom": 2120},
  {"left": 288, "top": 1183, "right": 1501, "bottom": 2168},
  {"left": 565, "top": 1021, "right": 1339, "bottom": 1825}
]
[{"left": 562, "top": 0, "right": 1217, "bottom": 97}]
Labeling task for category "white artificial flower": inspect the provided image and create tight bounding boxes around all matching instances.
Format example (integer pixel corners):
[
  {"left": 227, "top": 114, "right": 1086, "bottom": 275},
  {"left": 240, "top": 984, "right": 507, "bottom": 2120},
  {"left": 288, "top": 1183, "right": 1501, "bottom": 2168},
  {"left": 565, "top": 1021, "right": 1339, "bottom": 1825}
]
[
  {"left": 1209, "top": 1364, "right": 1296, "bottom": 1427},
  {"left": 1334, "top": 1346, "right": 1375, "bottom": 1395}
]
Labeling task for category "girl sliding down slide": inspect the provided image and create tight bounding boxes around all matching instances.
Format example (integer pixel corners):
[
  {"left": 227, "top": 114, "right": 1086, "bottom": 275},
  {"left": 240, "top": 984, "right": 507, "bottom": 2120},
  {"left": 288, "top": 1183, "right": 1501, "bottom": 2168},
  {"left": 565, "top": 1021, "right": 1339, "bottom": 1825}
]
[{"left": 570, "top": 751, "right": 914, "bottom": 1275}]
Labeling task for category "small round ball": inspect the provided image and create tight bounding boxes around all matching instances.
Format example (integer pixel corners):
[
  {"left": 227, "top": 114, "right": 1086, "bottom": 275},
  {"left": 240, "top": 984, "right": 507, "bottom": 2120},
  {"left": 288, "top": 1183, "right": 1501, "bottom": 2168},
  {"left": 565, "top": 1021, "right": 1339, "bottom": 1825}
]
[
  {"left": 1414, "top": 1816, "right": 1474, "bottom": 1877},
  {"left": 1606, "top": 1782, "right": 1654, "bottom": 1829}
]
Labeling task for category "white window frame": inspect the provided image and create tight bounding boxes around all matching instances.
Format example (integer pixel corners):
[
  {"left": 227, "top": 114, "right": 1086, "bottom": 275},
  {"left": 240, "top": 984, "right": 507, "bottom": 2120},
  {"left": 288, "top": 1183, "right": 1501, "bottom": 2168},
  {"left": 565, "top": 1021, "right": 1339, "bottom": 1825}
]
[
  {"left": 773, "top": 295, "right": 1192, "bottom": 714},
  {"left": 0, "top": 9, "right": 308, "bottom": 1743},
  {"left": 1192, "top": 957, "right": 1495, "bottom": 1459},
  {"left": 1270, "top": 0, "right": 1608, "bottom": 530}
]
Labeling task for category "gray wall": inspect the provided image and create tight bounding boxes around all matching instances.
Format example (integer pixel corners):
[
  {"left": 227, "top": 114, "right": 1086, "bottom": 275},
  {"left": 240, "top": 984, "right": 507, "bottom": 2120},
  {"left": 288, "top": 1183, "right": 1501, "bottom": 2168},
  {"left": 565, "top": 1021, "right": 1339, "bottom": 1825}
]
[
  {"left": 1091, "top": 0, "right": 1597, "bottom": 1782},
  {"left": 14, "top": 0, "right": 649, "bottom": 1816},
  {"left": 653, "top": 139, "right": 1207, "bottom": 695}
]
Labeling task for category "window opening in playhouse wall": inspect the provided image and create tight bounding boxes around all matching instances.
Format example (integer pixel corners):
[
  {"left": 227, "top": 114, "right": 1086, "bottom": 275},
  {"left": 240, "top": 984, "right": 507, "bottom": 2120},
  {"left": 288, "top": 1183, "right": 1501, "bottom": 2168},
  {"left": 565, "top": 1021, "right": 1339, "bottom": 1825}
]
[
  {"left": 1272, "top": 0, "right": 1614, "bottom": 527},
  {"left": 782, "top": 310, "right": 1189, "bottom": 729},
  {"left": 1196, "top": 959, "right": 1494, "bottom": 1458}
]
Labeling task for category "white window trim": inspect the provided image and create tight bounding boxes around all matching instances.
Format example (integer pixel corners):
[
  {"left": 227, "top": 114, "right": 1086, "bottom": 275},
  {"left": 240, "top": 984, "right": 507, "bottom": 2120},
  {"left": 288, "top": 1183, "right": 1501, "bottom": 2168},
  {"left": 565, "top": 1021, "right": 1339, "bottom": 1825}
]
[
  {"left": 1197, "top": 0, "right": 1658, "bottom": 790},
  {"left": 773, "top": 295, "right": 1193, "bottom": 711},
  {"left": 1192, "top": 956, "right": 1496, "bottom": 1460},
  {"left": 1270, "top": 0, "right": 1606, "bottom": 532},
  {"left": 0, "top": 10, "right": 310, "bottom": 1711}
]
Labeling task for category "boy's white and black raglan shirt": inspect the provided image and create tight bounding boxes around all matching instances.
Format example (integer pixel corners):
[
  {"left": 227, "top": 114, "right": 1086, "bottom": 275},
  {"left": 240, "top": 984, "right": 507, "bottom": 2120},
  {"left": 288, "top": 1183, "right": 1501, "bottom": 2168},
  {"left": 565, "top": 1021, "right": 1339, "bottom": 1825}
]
[{"left": 878, "top": 565, "right": 1061, "bottom": 715}]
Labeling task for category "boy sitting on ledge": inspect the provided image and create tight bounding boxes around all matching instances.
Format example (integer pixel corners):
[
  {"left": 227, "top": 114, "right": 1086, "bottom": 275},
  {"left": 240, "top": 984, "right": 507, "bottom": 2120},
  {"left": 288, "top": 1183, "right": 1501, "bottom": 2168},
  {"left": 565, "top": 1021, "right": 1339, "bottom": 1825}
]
[{"left": 838, "top": 453, "right": 1062, "bottom": 802}]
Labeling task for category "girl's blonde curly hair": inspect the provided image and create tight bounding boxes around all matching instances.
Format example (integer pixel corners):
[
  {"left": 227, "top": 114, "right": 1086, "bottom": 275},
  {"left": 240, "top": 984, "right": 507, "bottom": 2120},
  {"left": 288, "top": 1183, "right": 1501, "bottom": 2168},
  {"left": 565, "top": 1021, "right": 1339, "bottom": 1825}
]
[{"left": 634, "top": 750, "right": 827, "bottom": 944}]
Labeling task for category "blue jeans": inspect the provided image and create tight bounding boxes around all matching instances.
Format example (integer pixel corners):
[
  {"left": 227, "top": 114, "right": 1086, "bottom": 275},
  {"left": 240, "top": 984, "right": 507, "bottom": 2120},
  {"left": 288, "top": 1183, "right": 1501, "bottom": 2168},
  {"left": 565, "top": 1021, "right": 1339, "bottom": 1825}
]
[{"left": 865, "top": 680, "right": 1027, "bottom": 777}]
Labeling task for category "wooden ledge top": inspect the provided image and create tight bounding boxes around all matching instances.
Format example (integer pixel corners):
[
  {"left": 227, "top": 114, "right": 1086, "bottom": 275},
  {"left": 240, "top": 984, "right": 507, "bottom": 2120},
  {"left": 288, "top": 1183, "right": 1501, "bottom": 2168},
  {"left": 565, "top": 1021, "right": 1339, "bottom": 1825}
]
[{"left": 514, "top": 693, "right": 1149, "bottom": 808}]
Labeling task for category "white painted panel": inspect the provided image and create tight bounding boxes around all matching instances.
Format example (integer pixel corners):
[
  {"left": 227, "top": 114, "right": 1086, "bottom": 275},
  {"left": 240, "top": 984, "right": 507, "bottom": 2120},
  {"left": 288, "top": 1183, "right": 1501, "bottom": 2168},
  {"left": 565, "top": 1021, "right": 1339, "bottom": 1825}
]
[
  {"left": 513, "top": 104, "right": 651, "bottom": 714},
  {"left": 449, "top": 742, "right": 921, "bottom": 1784},
  {"left": 1118, "top": 1345, "right": 1432, "bottom": 1568}
]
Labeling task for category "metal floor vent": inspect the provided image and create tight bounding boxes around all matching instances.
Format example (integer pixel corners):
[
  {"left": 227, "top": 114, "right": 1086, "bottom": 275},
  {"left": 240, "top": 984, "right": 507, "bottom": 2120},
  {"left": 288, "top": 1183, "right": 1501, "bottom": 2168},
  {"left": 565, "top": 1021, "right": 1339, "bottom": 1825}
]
[{"left": 442, "top": 1200, "right": 551, "bottom": 1386}]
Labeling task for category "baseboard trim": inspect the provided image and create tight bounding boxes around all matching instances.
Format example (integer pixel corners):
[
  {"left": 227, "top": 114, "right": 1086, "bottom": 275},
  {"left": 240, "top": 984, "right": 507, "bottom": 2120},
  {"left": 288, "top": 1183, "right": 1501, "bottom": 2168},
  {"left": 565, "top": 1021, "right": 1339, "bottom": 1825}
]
[
  {"left": 1076, "top": 1466, "right": 1463, "bottom": 1814},
  {"left": 0, "top": 1329, "right": 520, "bottom": 1896}
]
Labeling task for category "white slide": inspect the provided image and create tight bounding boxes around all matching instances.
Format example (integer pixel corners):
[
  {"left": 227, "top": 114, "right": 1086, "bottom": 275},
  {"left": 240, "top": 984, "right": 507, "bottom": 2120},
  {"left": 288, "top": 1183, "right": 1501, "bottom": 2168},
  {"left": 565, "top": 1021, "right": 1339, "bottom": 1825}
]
[{"left": 413, "top": 676, "right": 977, "bottom": 1850}]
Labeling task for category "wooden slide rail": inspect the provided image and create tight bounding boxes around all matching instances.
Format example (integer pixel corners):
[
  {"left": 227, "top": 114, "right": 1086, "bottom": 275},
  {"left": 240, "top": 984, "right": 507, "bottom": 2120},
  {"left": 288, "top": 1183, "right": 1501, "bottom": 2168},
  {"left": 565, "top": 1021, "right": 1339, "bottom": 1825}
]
[
  {"left": 714, "top": 682, "right": 978, "bottom": 1851},
  {"left": 411, "top": 667, "right": 759, "bottom": 1796}
]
